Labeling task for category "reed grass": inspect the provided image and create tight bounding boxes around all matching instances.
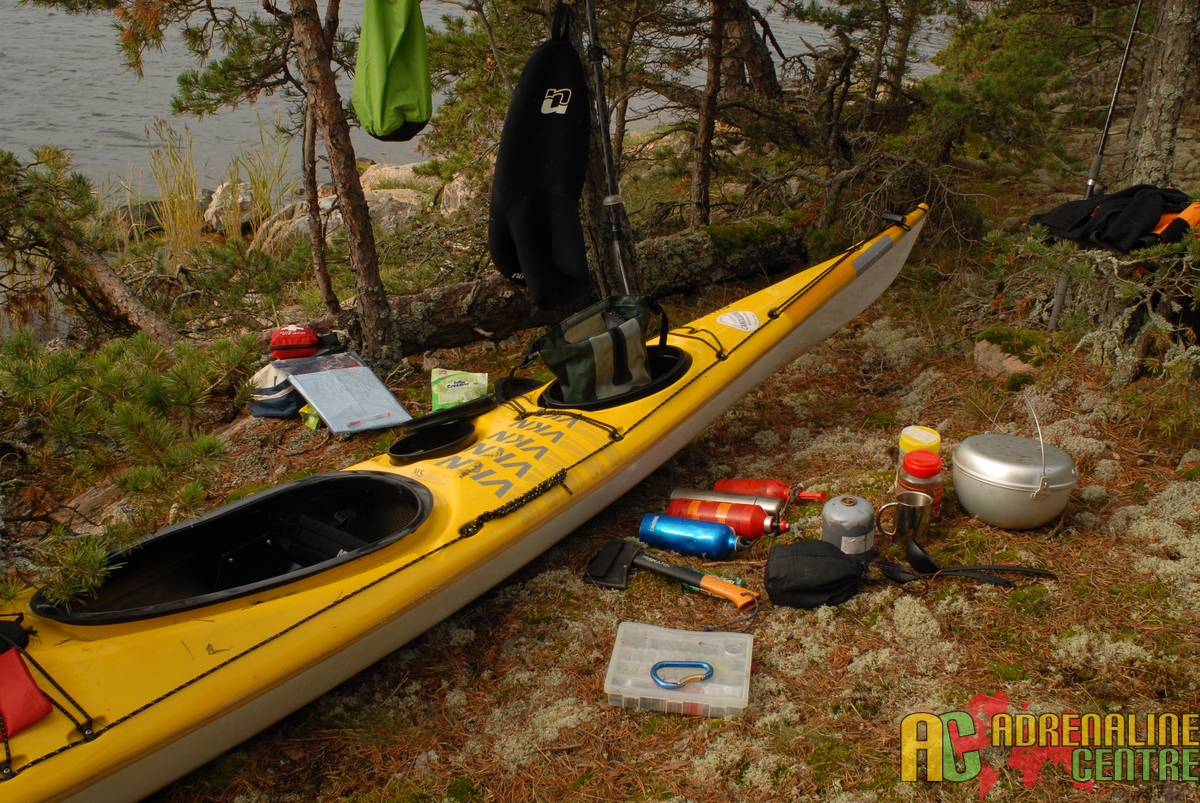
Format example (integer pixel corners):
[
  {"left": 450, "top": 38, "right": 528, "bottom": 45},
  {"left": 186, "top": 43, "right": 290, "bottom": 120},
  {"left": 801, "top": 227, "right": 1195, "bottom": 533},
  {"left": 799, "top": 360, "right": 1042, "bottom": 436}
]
[
  {"left": 218, "top": 163, "right": 245, "bottom": 239},
  {"left": 233, "top": 112, "right": 298, "bottom": 228},
  {"left": 147, "top": 119, "right": 204, "bottom": 262}
]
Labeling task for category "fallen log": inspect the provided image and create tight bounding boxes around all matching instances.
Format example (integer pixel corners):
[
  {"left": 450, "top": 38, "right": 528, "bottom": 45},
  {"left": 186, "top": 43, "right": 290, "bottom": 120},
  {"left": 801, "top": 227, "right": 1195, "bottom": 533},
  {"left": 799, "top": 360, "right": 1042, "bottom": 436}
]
[
  {"left": 65, "top": 243, "right": 182, "bottom": 347},
  {"left": 383, "top": 213, "right": 809, "bottom": 354}
]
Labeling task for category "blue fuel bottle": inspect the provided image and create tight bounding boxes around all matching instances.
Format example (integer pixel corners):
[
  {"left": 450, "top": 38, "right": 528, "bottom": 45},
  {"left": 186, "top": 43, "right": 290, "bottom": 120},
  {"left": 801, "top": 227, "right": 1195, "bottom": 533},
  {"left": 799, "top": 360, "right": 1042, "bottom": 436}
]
[{"left": 638, "top": 514, "right": 752, "bottom": 560}]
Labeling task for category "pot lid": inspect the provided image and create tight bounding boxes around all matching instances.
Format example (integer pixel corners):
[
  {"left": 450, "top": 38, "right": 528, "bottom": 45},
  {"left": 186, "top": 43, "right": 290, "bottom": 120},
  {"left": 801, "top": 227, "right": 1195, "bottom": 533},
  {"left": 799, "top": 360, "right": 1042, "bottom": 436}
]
[{"left": 952, "top": 434, "right": 1078, "bottom": 493}]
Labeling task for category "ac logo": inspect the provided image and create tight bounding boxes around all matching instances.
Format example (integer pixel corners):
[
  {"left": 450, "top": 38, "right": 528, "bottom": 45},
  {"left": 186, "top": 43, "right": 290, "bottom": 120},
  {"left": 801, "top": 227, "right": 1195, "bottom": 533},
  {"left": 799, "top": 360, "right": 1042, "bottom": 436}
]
[
  {"left": 541, "top": 88, "right": 572, "bottom": 114},
  {"left": 900, "top": 712, "right": 983, "bottom": 781}
]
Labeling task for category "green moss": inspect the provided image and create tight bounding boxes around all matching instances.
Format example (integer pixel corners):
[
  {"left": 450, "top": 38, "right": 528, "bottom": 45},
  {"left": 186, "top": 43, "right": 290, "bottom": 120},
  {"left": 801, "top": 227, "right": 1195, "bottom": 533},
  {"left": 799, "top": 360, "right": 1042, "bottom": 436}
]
[
  {"left": 639, "top": 715, "right": 666, "bottom": 738},
  {"left": 989, "top": 661, "right": 1026, "bottom": 682},
  {"left": 1109, "top": 581, "right": 1171, "bottom": 602},
  {"left": 805, "top": 215, "right": 855, "bottom": 261},
  {"left": 445, "top": 777, "right": 481, "bottom": 803},
  {"left": 1005, "top": 584, "right": 1050, "bottom": 617},
  {"left": 700, "top": 215, "right": 794, "bottom": 255},
  {"left": 384, "top": 788, "right": 436, "bottom": 803},
  {"left": 859, "top": 411, "right": 896, "bottom": 430},
  {"left": 569, "top": 768, "right": 597, "bottom": 791},
  {"left": 523, "top": 603, "right": 556, "bottom": 625},
  {"left": 930, "top": 527, "right": 991, "bottom": 565},
  {"left": 808, "top": 735, "right": 857, "bottom": 785}
]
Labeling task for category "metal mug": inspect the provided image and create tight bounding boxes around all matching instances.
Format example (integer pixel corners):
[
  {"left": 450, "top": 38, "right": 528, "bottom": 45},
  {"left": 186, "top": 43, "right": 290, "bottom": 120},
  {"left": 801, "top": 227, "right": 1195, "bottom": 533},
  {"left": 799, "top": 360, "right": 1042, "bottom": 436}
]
[{"left": 875, "top": 491, "right": 933, "bottom": 541}]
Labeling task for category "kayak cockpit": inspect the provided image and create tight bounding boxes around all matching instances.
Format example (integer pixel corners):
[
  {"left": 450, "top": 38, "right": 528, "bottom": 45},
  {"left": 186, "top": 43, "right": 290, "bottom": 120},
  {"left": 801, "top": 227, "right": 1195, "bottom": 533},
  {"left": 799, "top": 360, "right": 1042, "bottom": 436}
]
[
  {"left": 30, "top": 471, "right": 433, "bottom": 625},
  {"left": 538, "top": 345, "right": 693, "bottom": 411}
]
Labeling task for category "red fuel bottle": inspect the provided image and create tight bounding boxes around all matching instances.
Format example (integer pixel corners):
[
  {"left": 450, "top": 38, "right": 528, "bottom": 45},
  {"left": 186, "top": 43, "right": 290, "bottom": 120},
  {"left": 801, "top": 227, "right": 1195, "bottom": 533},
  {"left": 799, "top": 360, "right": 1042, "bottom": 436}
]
[
  {"left": 666, "top": 498, "right": 788, "bottom": 539},
  {"left": 713, "top": 478, "right": 827, "bottom": 503},
  {"left": 714, "top": 478, "right": 791, "bottom": 499}
]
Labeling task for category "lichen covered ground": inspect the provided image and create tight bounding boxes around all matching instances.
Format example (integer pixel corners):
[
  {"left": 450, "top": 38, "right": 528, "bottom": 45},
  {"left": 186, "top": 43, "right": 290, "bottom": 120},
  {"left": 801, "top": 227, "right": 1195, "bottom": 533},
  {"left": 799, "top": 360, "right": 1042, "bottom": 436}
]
[{"left": 147, "top": 271, "right": 1200, "bottom": 803}]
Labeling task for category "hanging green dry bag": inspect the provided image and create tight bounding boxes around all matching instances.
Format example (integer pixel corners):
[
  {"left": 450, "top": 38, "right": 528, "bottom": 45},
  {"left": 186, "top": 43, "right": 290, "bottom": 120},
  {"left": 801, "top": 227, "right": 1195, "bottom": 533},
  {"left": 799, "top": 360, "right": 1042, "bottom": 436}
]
[{"left": 351, "top": 0, "right": 433, "bottom": 142}]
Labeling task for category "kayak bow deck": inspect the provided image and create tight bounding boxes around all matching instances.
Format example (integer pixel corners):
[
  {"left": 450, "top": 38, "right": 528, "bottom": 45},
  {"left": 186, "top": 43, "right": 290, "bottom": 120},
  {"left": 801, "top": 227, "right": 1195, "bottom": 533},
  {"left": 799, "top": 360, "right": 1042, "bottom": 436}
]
[{"left": 5, "top": 206, "right": 926, "bottom": 803}]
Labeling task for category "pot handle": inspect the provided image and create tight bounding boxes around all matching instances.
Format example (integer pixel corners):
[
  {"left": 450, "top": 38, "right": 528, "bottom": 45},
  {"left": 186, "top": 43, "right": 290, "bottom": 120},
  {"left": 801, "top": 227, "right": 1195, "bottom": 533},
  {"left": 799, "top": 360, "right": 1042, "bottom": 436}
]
[
  {"left": 875, "top": 501, "right": 898, "bottom": 536},
  {"left": 988, "top": 392, "right": 1051, "bottom": 499}
]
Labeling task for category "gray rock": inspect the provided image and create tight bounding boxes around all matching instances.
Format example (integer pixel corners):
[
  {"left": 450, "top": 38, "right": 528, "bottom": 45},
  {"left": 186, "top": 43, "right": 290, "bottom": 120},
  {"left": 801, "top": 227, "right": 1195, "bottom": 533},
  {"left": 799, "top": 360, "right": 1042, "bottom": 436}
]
[
  {"left": 1178, "top": 449, "right": 1200, "bottom": 471},
  {"left": 950, "top": 154, "right": 990, "bottom": 172},
  {"left": 359, "top": 162, "right": 440, "bottom": 193},
  {"left": 249, "top": 202, "right": 303, "bottom": 257},
  {"left": 250, "top": 188, "right": 425, "bottom": 254},
  {"left": 202, "top": 180, "right": 255, "bottom": 233},
  {"left": 439, "top": 174, "right": 477, "bottom": 217},
  {"left": 1032, "top": 168, "right": 1059, "bottom": 188},
  {"left": 325, "top": 188, "right": 426, "bottom": 236}
]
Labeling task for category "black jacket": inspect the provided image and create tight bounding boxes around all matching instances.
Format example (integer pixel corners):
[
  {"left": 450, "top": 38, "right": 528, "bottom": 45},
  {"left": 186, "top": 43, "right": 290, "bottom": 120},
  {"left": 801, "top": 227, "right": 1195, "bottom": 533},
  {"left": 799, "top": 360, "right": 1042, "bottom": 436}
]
[{"left": 1027, "top": 185, "right": 1192, "bottom": 253}]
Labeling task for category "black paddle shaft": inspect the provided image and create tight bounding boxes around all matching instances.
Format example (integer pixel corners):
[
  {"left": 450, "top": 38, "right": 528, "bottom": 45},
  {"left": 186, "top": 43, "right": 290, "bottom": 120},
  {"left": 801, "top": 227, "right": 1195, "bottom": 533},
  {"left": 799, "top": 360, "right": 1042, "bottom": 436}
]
[{"left": 582, "top": 0, "right": 631, "bottom": 294}]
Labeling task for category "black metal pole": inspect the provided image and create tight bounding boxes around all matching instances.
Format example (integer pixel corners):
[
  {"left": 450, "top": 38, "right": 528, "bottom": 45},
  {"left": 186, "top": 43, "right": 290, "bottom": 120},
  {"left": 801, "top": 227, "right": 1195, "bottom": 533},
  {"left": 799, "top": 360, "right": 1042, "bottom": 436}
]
[
  {"left": 582, "top": 0, "right": 631, "bottom": 295},
  {"left": 1048, "top": 0, "right": 1144, "bottom": 331}
]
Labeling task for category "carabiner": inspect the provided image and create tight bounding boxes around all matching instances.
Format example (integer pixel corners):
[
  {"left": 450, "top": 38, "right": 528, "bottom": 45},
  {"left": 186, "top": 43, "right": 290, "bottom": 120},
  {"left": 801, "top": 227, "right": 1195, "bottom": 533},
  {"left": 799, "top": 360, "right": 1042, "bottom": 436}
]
[{"left": 650, "top": 660, "right": 714, "bottom": 689}]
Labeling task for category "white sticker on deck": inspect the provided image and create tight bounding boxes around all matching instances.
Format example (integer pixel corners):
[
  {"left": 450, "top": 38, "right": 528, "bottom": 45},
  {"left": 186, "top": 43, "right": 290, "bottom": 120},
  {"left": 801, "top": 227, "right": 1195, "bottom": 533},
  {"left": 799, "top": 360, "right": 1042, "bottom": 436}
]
[{"left": 717, "top": 311, "right": 759, "bottom": 331}]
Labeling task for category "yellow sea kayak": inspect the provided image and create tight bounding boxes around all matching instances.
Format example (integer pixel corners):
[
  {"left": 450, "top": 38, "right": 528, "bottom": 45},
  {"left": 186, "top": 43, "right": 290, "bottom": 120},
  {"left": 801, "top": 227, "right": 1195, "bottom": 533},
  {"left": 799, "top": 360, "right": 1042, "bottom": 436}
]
[{"left": 2, "top": 207, "right": 927, "bottom": 803}]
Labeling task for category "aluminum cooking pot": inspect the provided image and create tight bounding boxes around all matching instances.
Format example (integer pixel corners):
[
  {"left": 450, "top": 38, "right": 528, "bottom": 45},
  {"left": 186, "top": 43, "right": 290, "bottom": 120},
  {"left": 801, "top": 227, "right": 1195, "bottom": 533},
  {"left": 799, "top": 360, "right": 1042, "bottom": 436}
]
[{"left": 951, "top": 396, "right": 1078, "bottom": 530}]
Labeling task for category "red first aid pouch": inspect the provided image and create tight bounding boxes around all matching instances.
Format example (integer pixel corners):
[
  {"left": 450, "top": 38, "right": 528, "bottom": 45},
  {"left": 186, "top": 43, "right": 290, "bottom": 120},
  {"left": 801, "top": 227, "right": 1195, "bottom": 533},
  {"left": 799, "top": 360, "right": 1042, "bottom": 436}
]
[
  {"left": 0, "top": 646, "right": 51, "bottom": 737},
  {"left": 269, "top": 325, "right": 320, "bottom": 360}
]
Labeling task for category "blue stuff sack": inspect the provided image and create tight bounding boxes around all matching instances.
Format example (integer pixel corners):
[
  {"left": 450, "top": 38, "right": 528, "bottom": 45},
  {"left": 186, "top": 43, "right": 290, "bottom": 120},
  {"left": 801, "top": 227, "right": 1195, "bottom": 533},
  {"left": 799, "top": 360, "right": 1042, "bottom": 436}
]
[{"left": 249, "top": 364, "right": 302, "bottom": 418}]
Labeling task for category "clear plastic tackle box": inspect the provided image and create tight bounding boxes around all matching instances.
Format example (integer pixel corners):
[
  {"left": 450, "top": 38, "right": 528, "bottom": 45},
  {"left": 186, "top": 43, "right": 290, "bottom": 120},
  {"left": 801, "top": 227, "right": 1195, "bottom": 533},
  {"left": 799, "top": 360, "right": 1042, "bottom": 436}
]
[{"left": 603, "top": 622, "right": 753, "bottom": 717}]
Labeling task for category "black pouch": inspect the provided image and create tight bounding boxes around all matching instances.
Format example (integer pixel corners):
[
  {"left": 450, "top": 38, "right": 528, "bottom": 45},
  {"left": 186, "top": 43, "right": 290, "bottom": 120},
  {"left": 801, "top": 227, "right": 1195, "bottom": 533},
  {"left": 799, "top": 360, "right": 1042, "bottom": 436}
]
[{"left": 764, "top": 540, "right": 869, "bottom": 608}]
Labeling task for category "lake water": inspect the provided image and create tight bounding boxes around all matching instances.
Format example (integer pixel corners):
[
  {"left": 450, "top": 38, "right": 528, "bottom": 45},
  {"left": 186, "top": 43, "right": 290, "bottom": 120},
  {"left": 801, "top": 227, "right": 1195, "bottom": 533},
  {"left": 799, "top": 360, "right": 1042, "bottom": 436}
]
[
  {"left": 0, "top": 0, "right": 947, "bottom": 189},
  {"left": 0, "top": 0, "right": 464, "bottom": 189}
]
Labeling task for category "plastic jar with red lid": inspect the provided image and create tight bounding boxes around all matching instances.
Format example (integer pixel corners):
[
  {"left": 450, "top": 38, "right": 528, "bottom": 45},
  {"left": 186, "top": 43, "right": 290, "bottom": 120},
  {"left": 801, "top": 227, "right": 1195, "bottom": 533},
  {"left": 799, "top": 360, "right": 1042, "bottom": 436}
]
[{"left": 898, "top": 449, "right": 944, "bottom": 517}]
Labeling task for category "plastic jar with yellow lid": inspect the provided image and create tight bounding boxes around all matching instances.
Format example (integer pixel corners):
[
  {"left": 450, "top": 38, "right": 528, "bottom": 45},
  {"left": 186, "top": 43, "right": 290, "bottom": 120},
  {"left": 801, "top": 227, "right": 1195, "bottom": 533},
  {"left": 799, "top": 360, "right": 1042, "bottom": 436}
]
[{"left": 895, "top": 425, "right": 941, "bottom": 493}]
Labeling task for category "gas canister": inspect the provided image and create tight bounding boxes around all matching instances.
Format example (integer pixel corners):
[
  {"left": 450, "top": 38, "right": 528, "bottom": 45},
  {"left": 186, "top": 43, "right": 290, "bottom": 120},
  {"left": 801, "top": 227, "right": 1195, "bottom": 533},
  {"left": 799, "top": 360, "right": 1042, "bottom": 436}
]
[{"left": 821, "top": 495, "right": 875, "bottom": 556}]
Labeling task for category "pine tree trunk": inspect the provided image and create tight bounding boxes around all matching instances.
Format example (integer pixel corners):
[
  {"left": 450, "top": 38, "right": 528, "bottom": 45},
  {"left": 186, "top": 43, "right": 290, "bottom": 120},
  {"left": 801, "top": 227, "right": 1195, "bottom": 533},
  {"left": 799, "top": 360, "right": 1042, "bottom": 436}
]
[
  {"left": 692, "top": 1, "right": 725, "bottom": 230},
  {"left": 865, "top": 0, "right": 891, "bottom": 120},
  {"left": 610, "top": 2, "right": 642, "bottom": 175},
  {"left": 884, "top": 0, "right": 919, "bottom": 100},
  {"left": 725, "top": 0, "right": 782, "bottom": 102},
  {"left": 1124, "top": 0, "right": 1200, "bottom": 186},
  {"left": 304, "top": 104, "right": 340, "bottom": 316},
  {"left": 290, "top": 0, "right": 395, "bottom": 362}
]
